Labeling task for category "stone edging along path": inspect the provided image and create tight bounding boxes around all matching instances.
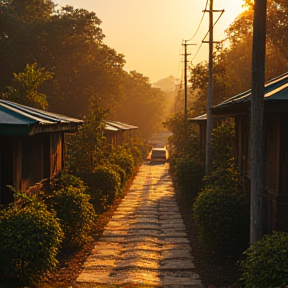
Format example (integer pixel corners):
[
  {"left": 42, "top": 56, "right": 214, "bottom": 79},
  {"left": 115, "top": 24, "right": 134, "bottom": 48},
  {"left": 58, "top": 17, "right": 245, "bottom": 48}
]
[{"left": 77, "top": 162, "right": 204, "bottom": 287}]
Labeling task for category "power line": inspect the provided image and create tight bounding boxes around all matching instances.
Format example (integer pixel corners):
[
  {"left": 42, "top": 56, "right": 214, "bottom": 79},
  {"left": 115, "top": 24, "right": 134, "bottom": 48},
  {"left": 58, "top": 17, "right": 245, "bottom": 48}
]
[
  {"left": 191, "top": 9, "right": 225, "bottom": 62},
  {"left": 185, "top": 0, "right": 209, "bottom": 42}
]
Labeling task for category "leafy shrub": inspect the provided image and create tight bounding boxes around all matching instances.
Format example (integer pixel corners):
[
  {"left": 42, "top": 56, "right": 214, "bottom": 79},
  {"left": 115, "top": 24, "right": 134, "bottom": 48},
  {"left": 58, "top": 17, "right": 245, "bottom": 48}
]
[
  {"left": 0, "top": 200, "right": 63, "bottom": 286},
  {"left": 175, "top": 155, "right": 204, "bottom": 202},
  {"left": 203, "top": 164, "right": 241, "bottom": 194},
  {"left": 108, "top": 163, "right": 126, "bottom": 188},
  {"left": 51, "top": 173, "right": 89, "bottom": 192},
  {"left": 239, "top": 231, "right": 288, "bottom": 288},
  {"left": 109, "top": 146, "right": 134, "bottom": 179},
  {"left": 47, "top": 186, "right": 96, "bottom": 251},
  {"left": 193, "top": 187, "right": 249, "bottom": 260},
  {"left": 211, "top": 121, "right": 236, "bottom": 169},
  {"left": 84, "top": 165, "right": 121, "bottom": 213},
  {"left": 129, "top": 145, "right": 143, "bottom": 167}
]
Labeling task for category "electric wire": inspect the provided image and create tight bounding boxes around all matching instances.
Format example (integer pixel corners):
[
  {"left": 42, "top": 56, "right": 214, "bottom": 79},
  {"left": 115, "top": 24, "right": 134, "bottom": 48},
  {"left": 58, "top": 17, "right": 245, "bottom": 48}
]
[
  {"left": 191, "top": 9, "right": 225, "bottom": 62},
  {"left": 184, "top": 0, "right": 209, "bottom": 42}
]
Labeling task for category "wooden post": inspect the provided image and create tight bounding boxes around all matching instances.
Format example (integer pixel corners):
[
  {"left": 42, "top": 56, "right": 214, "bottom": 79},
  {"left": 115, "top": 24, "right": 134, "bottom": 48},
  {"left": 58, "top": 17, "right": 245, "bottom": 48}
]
[{"left": 250, "top": 0, "right": 267, "bottom": 243}]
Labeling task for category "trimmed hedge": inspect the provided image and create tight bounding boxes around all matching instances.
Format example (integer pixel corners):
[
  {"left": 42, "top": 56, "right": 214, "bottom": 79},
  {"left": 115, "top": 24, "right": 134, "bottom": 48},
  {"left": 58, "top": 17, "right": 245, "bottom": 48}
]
[
  {"left": 239, "top": 231, "right": 288, "bottom": 288},
  {"left": 84, "top": 165, "right": 121, "bottom": 212},
  {"left": 174, "top": 155, "right": 204, "bottom": 202},
  {"left": 109, "top": 147, "right": 134, "bottom": 179},
  {"left": 193, "top": 187, "right": 249, "bottom": 260},
  {"left": 48, "top": 186, "right": 97, "bottom": 251},
  {"left": 0, "top": 201, "right": 63, "bottom": 285}
]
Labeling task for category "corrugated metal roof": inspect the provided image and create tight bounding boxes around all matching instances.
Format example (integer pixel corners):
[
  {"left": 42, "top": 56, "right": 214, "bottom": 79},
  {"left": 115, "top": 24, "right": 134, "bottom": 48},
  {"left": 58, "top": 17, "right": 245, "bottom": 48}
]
[
  {"left": 105, "top": 120, "right": 138, "bottom": 130},
  {"left": 213, "top": 72, "right": 288, "bottom": 111},
  {"left": 188, "top": 113, "right": 207, "bottom": 122},
  {"left": 104, "top": 123, "right": 119, "bottom": 131},
  {"left": 0, "top": 100, "right": 83, "bottom": 135}
]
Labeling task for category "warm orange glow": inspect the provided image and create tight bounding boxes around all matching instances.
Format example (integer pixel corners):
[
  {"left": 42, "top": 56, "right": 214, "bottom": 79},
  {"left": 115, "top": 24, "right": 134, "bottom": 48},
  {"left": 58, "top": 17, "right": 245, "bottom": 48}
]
[{"left": 54, "top": 0, "right": 246, "bottom": 83}]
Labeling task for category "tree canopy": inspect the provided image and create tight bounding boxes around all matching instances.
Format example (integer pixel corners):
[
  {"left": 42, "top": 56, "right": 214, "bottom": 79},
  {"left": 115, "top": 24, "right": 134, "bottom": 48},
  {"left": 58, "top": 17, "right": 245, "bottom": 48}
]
[
  {"left": 187, "top": 0, "right": 288, "bottom": 118},
  {"left": 0, "top": 0, "right": 167, "bottom": 139}
]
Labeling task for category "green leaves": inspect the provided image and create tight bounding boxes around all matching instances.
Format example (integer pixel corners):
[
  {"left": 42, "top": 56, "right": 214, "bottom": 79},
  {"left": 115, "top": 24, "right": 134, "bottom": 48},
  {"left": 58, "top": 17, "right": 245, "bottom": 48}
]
[
  {"left": 0, "top": 201, "right": 63, "bottom": 285},
  {"left": 2, "top": 63, "right": 53, "bottom": 109},
  {"left": 48, "top": 185, "right": 97, "bottom": 251},
  {"left": 239, "top": 231, "right": 288, "bottom": 287},
  {"left": 193, "top": 188, "right": 249, "bottom": 260}
]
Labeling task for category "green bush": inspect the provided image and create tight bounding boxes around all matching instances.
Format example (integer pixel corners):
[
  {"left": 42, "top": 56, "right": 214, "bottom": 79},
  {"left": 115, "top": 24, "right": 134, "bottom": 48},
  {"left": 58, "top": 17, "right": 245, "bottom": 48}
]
[
  {"left": 85, "top": 165, "right": 121, "bottom": 213},
  {"left": 175, "top": 155, "right": 204, "bottom": 202},
  {"left": 108, "top": 163, "right": 126, "bottom": 188},
  {"left": 193, "top": 187, "right": 249, "bottom": 260},
  {"left": 0, "top": 201, "right": 63, "bottom": 286},
  {"left": 109, "top": 147, "right": 134, "bottom": 179},
  {"left": 203, "top": 164, "right": 241, "bottom": 194},
  {"left": 129, "top": 146, "right": 143, "bottom": 167},
  {"left": 239, "top": 231, "right": 288, "bottom": 288},
  {"left": 47, "top": 186, "right": 96, "bottom": 251},
  {"left": 51, "top": 173, "right": 89, "bottom": 192}
]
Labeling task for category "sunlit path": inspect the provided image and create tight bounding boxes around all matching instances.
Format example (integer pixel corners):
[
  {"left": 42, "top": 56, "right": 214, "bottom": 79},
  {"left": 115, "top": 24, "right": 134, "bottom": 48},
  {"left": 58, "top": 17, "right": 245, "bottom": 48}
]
[{"left": 77, "top": 162, "right": 203, "bottom": 287}]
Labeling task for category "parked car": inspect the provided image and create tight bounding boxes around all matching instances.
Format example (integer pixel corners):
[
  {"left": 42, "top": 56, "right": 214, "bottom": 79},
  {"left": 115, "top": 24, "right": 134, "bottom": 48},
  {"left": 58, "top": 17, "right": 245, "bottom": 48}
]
[{"left": 150, "top": 147, "right": 168, "bottom": 162}]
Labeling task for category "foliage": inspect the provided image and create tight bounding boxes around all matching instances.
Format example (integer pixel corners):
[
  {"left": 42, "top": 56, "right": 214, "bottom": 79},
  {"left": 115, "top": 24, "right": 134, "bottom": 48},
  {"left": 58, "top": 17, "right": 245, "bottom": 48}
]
[
  {"left": 193, "top": 187, "right": 249, "bottom": 261},
  {"left": 47, "top": 185, "right": 96, "bottom": 251},
  {"left": 83, "top": 165, "right": 121, "bottom": 213},
  {"left": 193, "top": 120, "right": 249, "bottom": 261},
  {"left": 129, "top": 145, "right": 143, "bottom": 167},
  {"left": 109, "top": 146, "right": 135, "bottom": 180},
  {"left": 117, "top": 71, "right": 166, "bottom": 139},
  {"left": 0, "top": 1, "right": 125, "bottom": 117},
  {"left": 50, "top": 173, "right": 89, "bottom": 193},
  {"left": 203, "top": 121, "right": 242, "bottom": 193},
  {"left": 174, "top": 155, "right": 204, "bottom": 203},
  {"left": 0, "top": 197, "right": 63, "bottom": 286},
  {"left": 66, "top": 98, "right": 107, "bottom": 176},
  {"left": 166, "top": 111, "right": 204, "bottom": 204},
  {"left": 1, "top": 63, "right": 53, "bottom": 109},
  {"left": 211, "top": 121, "right": 235, "bottom": 168},
  {"left": 188, "top": 0, "right": 288, "bottom": 118},
  {"left": 239, "top": 231, "right": 288, "bottom": 288},
  {"left": 166, "top": 111, "right": 203, "bottom": 160}
]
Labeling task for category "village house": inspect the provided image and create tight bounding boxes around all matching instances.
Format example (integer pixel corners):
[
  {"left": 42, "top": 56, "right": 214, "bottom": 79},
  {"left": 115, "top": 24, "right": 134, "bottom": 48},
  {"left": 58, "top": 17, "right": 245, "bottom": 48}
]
[
  {"left": 104, "top": 120, "right": 138, "bottom": 146},
  {"left": 0, "top": 100, "right": 83, "bottom": 204},
  {"left": 193, "top": 72, "right": 288, "bottom": 233}
]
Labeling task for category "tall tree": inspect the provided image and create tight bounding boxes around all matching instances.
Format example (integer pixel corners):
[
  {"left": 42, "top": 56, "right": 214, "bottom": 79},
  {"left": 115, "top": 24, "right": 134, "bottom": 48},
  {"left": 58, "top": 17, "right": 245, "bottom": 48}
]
[
  {"left": 1, "top": 63, "right": 53, "bottom": 109},
  {"left": 250, "top": 0, "right": 267, "bottom": 243},
  {"left": 0, "top": 2, "right": 126, "bottom": 117},
  {"left": 117, "top": 71, "right": 166, "bottom": 139}
]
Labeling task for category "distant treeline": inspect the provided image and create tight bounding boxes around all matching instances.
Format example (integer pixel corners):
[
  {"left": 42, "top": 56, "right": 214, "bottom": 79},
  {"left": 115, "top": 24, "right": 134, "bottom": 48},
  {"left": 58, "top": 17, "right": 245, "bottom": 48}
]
[{"left": 0, "top": 0, "right": 173, "bottom": 139}]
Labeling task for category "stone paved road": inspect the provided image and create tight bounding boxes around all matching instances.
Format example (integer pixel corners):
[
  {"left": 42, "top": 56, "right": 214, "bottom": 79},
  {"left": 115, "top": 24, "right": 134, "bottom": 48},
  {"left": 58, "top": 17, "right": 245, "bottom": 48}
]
[{"left": 77, "top": 162, "right": 204, "bottom": 287}]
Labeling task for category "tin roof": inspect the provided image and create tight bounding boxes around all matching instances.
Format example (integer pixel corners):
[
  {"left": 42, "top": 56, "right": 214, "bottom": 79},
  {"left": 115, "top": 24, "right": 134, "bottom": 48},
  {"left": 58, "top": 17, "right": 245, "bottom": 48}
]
[
  {"left": 105, "top": 120, "right": 138, "bottom": 131},
  {"left": 188, "top": 113, "right": 207, "bottom": 122},
  {"left": 0, "top": 100, "right": 83, "bottom": 135},
  {"left": 104, "top": 123, "right": 119, "bottom": 132},
  {"left": 213, "top": 72, "right": 288, "bottom": 115}
]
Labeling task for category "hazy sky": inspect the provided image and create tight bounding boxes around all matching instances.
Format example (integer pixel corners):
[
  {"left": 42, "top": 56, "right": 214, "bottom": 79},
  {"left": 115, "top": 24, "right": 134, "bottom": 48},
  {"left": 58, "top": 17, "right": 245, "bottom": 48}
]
[{"left": 53, "top": 0, "right": 245, "bottom": 83}]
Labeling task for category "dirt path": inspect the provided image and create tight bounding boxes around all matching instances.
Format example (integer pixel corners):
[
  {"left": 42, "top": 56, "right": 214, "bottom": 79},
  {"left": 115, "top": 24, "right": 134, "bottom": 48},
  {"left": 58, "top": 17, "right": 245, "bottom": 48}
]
[{"left": 76, "top": 162, "right": 203, "bottom": 287}]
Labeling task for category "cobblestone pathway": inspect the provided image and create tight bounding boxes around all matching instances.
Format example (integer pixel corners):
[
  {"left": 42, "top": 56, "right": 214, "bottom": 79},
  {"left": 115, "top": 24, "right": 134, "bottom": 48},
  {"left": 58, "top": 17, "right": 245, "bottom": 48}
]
[{"left": 77, "top": 162, "right": 203, "bottom": 287}]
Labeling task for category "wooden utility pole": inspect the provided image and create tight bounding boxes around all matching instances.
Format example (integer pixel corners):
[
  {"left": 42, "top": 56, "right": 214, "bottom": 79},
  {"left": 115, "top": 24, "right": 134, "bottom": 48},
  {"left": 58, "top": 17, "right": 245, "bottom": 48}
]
[
  {"left": 250, "top": 0, "right": 267, "bottom": 243},
  {"left": 182, "top": 41, "right": 195, "bottom": 121},
  {"left": 183, "top": 40, "right": 191, "bottom": 121},
  {"left": 205, "top": 0, "right": 214, "bottom": 175},
  {"left": 203, "top": 2, "right": 224, "bottom": 174}
]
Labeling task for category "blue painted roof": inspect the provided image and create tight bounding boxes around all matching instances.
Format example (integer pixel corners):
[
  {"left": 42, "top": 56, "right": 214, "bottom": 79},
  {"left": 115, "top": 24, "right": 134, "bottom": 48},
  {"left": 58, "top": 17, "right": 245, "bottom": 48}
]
[
  {"left": 0, "top": 100, "right": 83, "bottom": 135},
  {"left": 213, "top": 72, "right": 288, "bottom": 111}
]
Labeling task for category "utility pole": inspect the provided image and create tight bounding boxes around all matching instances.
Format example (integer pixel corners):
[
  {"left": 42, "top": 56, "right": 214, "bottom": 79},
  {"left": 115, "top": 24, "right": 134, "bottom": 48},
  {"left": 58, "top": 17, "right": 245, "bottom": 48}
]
[
  {"left": 203, "top": 0, "right": 224, "bottom": 175},
  {"left": 250, "top": 0, "right": 267, "bottom": 243},
  {"left": 182, "top": 41, "right": 195, "bottom": 121}
]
